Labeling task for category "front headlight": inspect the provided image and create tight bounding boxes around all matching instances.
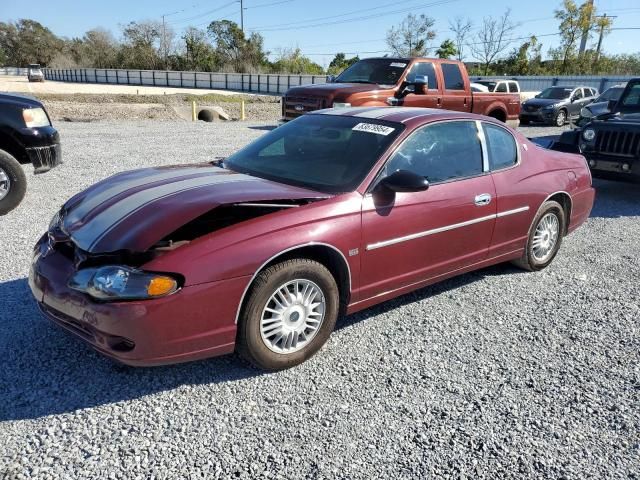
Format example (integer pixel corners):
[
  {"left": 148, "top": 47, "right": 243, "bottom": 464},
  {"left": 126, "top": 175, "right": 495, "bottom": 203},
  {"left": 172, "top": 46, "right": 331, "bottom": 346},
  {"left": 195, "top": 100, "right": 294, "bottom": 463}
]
[
  {"left": 69, "top": 265, "right": 179, "bottom": 301},
  {"left": 541, "top": 104, "right": 556, "bottom": 111},
  {"left": 583, "top": 128, "right": 596, "bottom": 141},
  {"left": 332, "top": 102, "right": 351, "bottom": 108},
  {"left": 23, "top": 107, "right": 50, "bottom": 128}
]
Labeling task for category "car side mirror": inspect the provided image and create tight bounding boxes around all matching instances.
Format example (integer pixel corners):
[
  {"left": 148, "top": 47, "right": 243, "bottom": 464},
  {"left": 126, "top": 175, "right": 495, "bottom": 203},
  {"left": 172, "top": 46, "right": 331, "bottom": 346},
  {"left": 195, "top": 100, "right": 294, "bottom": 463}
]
[
  {"left": 412, "top": 75, "right": 429, "bottom": 94},
  {"left": 375, "top": 170, "right": 430, "bottom": 193},
  {"left": 607, "top": 99, "right": 618, "bottom": 112}
]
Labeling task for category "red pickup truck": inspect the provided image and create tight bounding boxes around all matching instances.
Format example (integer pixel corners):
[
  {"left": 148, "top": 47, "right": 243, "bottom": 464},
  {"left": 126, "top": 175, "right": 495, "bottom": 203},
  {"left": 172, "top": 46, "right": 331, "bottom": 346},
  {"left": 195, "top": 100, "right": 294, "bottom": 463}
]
[{"left": 282, "top": 57, "right": 521, "bottom": 126}]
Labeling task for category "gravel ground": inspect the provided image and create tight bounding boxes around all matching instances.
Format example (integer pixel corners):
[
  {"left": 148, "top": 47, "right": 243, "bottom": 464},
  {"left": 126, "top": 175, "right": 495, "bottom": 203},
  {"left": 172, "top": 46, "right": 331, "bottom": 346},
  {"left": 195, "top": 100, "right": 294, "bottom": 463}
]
[{"left": 1, "top": 121, "right": 638, "bottom": 479}]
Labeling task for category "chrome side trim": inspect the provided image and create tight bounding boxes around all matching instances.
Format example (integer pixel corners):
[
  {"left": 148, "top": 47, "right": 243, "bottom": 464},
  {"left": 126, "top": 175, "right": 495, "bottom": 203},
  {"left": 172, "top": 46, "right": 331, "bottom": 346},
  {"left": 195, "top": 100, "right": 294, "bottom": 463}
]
[
  {"left": 234, "top": 242, "right": 352, "bottom": 324},
  {"left": 496, "top": 206, "right": 530, "bottom": 217},
  {"left": 366, "top": 213, "right": 496, "bottom": 251},
  {"left": 366, "top": 206, "right": 530, "bottom": 251},
  {"left": 233, "top": 203, "right": 300, "bottom": 208}
]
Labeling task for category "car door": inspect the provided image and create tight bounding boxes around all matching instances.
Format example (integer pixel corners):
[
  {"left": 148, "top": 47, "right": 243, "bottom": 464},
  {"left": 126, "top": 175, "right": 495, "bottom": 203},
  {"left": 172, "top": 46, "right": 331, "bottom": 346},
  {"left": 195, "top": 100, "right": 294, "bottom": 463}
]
[
  {"left": 359, "top": 120, "right": 496, "bottom": 301},
  {"left": 569, "top": 88, "right": 585, "bottom": 117},
  {"left": 480, "top": 121, "right": 533, "bottom": 258},
  {"left": 440, "top": 63, "right": 471, "bottom": 113},
  {"left": 401, "top": 61, "right": 441, "bottom": 109}
]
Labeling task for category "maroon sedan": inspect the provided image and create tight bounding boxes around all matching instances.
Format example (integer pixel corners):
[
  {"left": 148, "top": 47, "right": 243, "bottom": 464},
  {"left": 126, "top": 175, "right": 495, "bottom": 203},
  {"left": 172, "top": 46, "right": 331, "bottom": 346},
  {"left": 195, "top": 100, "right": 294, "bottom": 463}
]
[{"left": 30, "top": 108, "right": 595, "bottom": 370}]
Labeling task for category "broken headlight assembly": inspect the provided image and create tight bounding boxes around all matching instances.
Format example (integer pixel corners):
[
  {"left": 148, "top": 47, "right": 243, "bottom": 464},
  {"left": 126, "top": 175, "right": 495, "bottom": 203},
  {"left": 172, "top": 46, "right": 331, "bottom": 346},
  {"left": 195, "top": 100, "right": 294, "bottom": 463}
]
[{"left": 69, "top": 265, "right": 179, "bottom": 301}]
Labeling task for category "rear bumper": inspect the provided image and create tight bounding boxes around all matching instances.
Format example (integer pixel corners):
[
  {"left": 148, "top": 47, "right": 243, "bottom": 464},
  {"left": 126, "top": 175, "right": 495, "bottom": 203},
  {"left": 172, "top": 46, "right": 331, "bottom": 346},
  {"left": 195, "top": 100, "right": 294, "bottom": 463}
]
[{"left": 29, "top": 235, "right": 248, "bottom": 366}]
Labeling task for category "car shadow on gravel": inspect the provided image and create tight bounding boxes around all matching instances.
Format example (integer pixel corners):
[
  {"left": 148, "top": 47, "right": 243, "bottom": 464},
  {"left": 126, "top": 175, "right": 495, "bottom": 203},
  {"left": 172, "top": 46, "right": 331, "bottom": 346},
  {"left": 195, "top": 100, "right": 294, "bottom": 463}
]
[
  {"left": 248, "top": 125, "right": 277, "bottom": 131},
  {"left": 590, "top": 178, "right": 640, "bottom": 218},
  {"left": 336, "top": 263, "right": 523, "bottom": 332},
  {"left": 0, "top": 278, "right": 262, "bottom": 422}
]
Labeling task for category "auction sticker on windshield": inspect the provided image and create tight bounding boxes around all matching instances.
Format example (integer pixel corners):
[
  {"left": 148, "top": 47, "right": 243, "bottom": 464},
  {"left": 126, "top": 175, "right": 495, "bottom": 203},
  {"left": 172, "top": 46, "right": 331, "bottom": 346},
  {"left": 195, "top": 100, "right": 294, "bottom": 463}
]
[
  {"left": 389, "top": 62, "right": 407, "bottom": 68},
  {"left": 353, "top": 123, "right": 396, "bottom": 136}
]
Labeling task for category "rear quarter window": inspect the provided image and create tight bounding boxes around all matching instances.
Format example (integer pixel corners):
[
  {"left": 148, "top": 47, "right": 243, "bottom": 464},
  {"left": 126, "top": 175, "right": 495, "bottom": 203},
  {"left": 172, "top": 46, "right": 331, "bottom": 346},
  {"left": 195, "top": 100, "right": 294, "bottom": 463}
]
[
  {"left": 441, "top": 63, "right": 465, "bottom": 91},
  {"left": 483, "top": 123, "right": 517, "bottom": 170}
]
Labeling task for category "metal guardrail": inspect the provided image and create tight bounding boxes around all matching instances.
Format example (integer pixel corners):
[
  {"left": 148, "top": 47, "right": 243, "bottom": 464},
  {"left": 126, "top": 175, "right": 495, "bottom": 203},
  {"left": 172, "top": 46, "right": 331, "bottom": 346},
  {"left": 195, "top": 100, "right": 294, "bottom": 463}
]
[
  {"left": 2, "top": 66, "right": 636, "bottom": 94},
  {"left": 41, "top": 68, "right": 327, "bottom": 94}
]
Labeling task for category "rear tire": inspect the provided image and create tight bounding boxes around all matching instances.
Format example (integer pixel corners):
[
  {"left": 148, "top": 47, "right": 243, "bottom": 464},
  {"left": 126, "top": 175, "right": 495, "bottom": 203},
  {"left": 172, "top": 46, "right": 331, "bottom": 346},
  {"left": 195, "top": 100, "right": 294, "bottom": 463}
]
[
  {"left": 0, "top": 149, "right": 27, "bottom": 216},
  {"left": 237, "top": 258, "right": 339, "bottom": 370},
  {"left": 512, "top": 200, "right": 565, "bottom": 272}
]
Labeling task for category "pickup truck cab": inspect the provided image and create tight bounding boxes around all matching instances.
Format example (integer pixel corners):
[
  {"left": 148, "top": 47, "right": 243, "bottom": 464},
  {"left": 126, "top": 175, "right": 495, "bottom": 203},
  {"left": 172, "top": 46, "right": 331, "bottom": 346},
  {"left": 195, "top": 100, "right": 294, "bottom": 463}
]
[
  {"left": 0, "top": 93, "right": 61, "bottom": 215},
  {"left": 282, "top": 57, "right": 521, "bottom": 126}
]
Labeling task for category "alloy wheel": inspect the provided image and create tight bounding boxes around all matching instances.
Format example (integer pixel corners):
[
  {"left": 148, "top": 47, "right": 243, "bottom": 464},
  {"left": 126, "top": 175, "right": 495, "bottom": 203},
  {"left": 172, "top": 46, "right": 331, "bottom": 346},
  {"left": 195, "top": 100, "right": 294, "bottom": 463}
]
[
  {"left": 0, "top": 167, "right": 10, "bottom": 202},
  {"left": 531, "top": 212, "right": 560, "bottom": 262},
  {"left": 260, "top": 279, "right": 326, "bottom": 354}
]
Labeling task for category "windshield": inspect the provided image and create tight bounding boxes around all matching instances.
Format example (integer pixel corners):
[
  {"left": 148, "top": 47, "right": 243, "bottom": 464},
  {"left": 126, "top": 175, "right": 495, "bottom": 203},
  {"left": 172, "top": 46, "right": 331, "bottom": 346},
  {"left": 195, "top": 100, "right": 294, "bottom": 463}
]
[
  {"left": 597, "top": 87, "right": 624, "bottom": 103},
  {"left": 619, "top": 83, "right": 640, "bottom": 111},
  {"left": 335, "top": 59, "right": 408, "bottom": 87},
  {"left": 537, "top": 87, "right": 573, "bottom": 100},
  {"left": 225, "top": 114, "right": 404, "bottom": 193},
  {"left": 476, "top": 81, "right": 497, "bottom": 91}
]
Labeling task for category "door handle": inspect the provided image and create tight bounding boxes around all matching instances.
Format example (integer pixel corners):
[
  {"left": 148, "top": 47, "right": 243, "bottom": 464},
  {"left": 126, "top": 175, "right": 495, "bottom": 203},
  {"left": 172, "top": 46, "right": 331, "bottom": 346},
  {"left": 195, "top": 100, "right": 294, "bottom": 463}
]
[{"left": 474, "top": 193, "right": 492, "bottom": 206}]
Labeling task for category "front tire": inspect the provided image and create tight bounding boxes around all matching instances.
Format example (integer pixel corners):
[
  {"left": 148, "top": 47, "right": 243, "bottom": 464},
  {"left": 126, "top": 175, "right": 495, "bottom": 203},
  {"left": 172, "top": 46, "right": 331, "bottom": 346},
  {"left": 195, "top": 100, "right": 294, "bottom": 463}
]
[
  {"left": 0, "top": 149, "right": 27, "bottom": 216},
  {"left": 513, "top": 200, "right": 565, "bottom": 272},
  {"left": 553, "top": 110, "right": 567, "bottom": 127},
  {"left": 237, "top": 259, "right": 339, "bottom": 370}
]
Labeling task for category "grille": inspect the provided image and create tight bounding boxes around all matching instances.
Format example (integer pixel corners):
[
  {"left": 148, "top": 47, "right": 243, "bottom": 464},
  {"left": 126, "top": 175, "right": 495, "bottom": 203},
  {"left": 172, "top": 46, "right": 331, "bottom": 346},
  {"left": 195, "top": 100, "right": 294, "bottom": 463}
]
[
  {"left": 27, "top": 144, "right": 61, "bottom": 172},
  {"left": 283, "top": 96, "right": 325, "bottom": 118},
  {"left": 594, "top": 129, "right": 640, "bottom": 157}
]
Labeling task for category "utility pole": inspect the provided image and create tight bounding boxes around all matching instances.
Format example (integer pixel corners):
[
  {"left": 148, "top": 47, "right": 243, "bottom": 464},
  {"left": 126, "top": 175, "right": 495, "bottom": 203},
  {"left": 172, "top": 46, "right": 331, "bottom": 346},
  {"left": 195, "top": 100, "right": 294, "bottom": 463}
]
[
  {"left": 240, "top": 0, "right": 244, "bottom": 33},
  {"left": 162, "top": 15, "right": 167, "bottom": 69},
  {"left": 594, "top": 14, "right": 616, "bottom": 66}
]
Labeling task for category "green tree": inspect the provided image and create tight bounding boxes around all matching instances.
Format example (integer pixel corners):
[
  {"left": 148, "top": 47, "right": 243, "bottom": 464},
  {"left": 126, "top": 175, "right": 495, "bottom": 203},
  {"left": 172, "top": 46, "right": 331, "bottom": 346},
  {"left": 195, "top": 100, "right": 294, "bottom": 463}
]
[
  {"left": 386, "top": 14, "right": 436, "bottom": 57},
  {"left": 118, "top": 21, "right": 162, "bottom": 69},
  {"left": 181, "top": 27, "right": 217, "bottom": 71},
  {"left": 271, "top": 48, "right": 324, "bottom": 74},
  {"left": 552, "top": 0, "right": 596, "bottom": 74},
  {"left": 207, "top": 20, "right": 268, "bottom": 73},
  {"left": 436, "top": 39, "right": 457, "bottom": 59},
  {"left": 0, "top": 19, "right": 62, "bottom": 66},
  {"left": 327, "top": 53, "right": 359, "bottom": 75}
]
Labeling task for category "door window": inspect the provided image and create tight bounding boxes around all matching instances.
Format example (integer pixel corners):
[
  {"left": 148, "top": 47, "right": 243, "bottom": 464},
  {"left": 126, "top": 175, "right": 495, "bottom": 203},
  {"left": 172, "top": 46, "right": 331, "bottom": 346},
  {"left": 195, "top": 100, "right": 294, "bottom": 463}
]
[
  {"left": 496, "top": 82, "right": 508, "bottom": 93},
  {"left": 509, "top": 82, "right": 519, "bottom": 93},
  {"left": 441, "top": 63, "right": 465, "bottom": 91},
  {"left": 483, "top": 123, "right": 517, "bottom": 170},
  {"left": 405, "top": 62, "right": 438, "bottom": 90},
  {"left": 382, "top": 121, "right": 483, "bottom": 184},
  {"left": 573, "top": 89, "right": 584, "bottom": 100}
]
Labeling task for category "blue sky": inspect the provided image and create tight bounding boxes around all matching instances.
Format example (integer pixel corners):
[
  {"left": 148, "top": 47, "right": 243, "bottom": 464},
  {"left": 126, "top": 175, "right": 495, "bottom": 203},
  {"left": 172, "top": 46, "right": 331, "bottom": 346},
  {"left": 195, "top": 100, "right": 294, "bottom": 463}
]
[{"left": 4, "top": 0, "right": 640, "bottom": 67}]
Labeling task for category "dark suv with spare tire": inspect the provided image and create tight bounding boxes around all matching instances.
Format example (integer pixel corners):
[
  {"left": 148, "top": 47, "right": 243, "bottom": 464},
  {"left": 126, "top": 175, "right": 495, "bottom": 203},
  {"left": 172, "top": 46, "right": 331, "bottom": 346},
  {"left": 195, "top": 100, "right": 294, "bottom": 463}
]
[{"left": 0, "top": 93, "right": 61, "bottom": 215}]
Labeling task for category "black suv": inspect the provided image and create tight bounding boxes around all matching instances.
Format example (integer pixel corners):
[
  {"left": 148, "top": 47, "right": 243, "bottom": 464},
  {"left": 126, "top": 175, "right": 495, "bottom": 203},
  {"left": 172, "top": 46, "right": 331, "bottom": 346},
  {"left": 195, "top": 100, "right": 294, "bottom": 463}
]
[
  {"left": 520, "top": 86, "right": 598, "bottom": 127},
  {"left": 552, "top": 78, "right": 640, "bottom": 182},
  {"left": 0, "top": 93, "right": 61, "bottom": 215}
]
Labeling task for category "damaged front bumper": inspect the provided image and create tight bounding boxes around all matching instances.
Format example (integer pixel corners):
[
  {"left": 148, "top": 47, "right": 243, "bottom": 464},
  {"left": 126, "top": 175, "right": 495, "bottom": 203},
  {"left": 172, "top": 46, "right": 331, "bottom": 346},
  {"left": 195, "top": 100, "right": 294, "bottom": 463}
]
[
  {"left": 29, "top": 233, "right": 249, "bottom": 366},
  {"left": 27, "top": 143, "right": 62, "bottom": 174}
]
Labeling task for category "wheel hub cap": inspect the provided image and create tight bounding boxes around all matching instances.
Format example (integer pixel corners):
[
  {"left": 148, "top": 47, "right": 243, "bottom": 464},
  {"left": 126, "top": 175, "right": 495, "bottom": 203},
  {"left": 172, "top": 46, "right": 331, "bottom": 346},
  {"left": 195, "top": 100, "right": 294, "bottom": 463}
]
[
  {"left": 260, "top": 279, "right": 326, "bottom": 354},
  {"left": 532, "top": 212, "right": 559, "bottom": 262},
  {"left": 0, "top": 168, "right": 10, "bottom": 202}
]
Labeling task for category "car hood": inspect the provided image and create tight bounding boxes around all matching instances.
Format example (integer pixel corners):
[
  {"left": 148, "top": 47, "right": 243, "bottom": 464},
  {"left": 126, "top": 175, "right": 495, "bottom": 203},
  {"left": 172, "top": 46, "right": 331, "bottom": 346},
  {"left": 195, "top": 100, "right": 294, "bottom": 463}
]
[
  {"left": 0, "top": 92, "right": 44, "bottom": 109},
  {"left": 285, "top": 82, "right": 386, "bottom": 98},
  {"left": 582, "top": 101, "right": 610, "bottom": 118},
  {"left": 523, "top": 98, "right": 565, "bottom": 109},
  {"left": 60, "top": 164, "right": 330, "bottom": 254}
]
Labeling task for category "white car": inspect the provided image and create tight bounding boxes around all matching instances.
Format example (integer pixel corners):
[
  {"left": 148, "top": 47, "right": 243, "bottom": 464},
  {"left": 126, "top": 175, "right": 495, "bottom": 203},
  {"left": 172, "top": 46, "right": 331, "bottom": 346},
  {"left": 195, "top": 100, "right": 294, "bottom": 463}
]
[
  {"left": 27, "top": 64, "right": 45, "bottom": 83},
  {"left": 474, "top": 79, "right": 520, "bottom": 94}
]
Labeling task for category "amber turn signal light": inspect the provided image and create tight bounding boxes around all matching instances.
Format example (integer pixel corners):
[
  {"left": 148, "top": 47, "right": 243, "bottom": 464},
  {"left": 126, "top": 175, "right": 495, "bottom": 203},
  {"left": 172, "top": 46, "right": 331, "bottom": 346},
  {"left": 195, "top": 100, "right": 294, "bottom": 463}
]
[{"left": 147, "top": 276, "right": 178, "bottom": 297}]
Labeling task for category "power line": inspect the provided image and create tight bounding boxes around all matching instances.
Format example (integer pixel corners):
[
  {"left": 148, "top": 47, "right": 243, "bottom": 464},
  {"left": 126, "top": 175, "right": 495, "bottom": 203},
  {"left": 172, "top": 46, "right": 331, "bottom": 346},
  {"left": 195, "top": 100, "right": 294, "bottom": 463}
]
[
  {"left": 168, "top": 1, "right": 238, "bottom": 25},
  {"left": 249, "top": 0, "right": 458, "bottom": 32}
]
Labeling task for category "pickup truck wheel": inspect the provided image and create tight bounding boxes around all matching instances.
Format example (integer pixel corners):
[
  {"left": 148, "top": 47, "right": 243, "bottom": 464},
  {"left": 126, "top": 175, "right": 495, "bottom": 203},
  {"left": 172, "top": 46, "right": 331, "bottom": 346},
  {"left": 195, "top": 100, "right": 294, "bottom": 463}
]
[
  {"left": 0, "top": 149, "right": 27, "bottom": 216},
  {"left": 237, "top": 258, "right": 339, "bottom": 370},
  {"left": 512, "top": 200, "right": 565, "bottom": 272},
  {"left": 553, "top": 110, "right": 567, "bottom": 127}
]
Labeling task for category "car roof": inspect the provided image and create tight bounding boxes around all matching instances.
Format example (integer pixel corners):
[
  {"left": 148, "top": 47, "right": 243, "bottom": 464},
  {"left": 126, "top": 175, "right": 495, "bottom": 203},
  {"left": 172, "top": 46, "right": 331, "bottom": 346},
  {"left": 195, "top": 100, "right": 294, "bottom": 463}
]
[
  {"left": 311, "top": 106, "right": 494, "bottom": 127},
  {"left": 0, "top": 92, "right": 44, "bottom": 108}
]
